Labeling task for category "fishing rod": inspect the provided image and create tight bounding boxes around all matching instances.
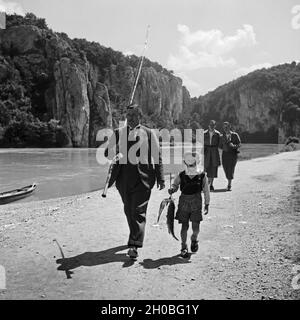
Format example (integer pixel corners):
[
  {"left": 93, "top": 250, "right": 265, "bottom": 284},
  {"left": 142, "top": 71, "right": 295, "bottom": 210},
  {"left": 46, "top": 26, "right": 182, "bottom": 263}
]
[
  {"left": 102, "top": 26, "right": 150, "bottom": 199},
  {"left": 124, "top": 25, "right": 150, "bottom": 125},
  {"left": 129, "top": 25, "right": 150, "bottom": 105}
]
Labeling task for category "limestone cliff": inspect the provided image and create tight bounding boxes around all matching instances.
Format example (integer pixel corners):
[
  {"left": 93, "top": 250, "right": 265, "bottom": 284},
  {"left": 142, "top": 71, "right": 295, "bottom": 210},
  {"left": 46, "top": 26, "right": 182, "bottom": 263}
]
[
  {"left": 0, "top": 14, "right": 189, "bottom": 147},
  {"left": 1, "top": 14, "right": 298, "bottom": 147},
  {"left": 192, "top": 63, "right": 300, "bottom": 143}
]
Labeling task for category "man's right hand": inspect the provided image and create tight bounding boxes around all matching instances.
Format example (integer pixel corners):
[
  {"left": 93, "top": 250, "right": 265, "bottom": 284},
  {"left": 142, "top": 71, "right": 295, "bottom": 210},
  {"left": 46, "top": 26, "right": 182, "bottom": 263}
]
[
  {"left": 113, "top": 153, "right": 123, "bottom": 163},
  {"left": 157, "top": 181, "right": 165, "bottom": 190},
  {"left": 168, "top": 188, "right": 174, "bottom": 195},
  {"left": 204, "top": 204, "right": 209, "bottom": 215}
]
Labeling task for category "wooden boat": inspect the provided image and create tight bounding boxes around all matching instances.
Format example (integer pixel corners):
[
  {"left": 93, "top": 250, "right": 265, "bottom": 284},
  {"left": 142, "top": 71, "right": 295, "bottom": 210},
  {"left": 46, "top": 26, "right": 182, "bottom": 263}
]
[{"left": 0, "top": 183, "right": 37, "bottom": 205}]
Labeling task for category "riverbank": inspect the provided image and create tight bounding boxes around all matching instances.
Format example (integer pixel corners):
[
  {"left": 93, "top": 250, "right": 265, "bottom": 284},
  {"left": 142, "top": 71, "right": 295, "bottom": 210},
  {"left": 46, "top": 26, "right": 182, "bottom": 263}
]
[
  {"left": 0, "top": 144, "right": 284, "bottom": 202},
  {"left": 0, "top": 150, "right": 299, "bottom": 300}
]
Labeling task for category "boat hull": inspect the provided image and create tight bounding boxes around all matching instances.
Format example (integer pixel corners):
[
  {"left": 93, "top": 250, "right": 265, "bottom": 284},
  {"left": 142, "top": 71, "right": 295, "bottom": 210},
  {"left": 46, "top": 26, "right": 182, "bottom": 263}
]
[{"left": 0, "top": 184, "right": 37, "bottom": 205}]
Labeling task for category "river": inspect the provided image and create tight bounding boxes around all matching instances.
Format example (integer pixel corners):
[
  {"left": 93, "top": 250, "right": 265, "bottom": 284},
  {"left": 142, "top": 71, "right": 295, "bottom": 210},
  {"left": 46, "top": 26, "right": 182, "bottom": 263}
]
[{"left": 0, "top": 144, "right": 283, "bottom": 203}]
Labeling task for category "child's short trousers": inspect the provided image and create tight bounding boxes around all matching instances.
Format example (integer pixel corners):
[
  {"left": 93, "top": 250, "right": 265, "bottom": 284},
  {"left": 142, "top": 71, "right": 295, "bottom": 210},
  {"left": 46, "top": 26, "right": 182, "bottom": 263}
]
[{"left": 175, "top": 193, "right": 203, "bottom": 224}]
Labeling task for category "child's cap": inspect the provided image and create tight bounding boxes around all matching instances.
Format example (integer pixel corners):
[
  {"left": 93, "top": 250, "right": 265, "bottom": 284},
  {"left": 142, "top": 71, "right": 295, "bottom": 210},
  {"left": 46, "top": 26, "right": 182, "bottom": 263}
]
[{"left": 183, "top": 151, "right": 200, "bottom": 166}]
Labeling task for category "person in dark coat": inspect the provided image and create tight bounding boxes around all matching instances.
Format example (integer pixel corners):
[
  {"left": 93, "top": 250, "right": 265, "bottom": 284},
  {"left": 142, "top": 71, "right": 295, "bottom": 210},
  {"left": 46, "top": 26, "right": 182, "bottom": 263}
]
[
  {"left": 104, "top": 104, "right": 165, "bottom": 259},
  {"left": 219, "top": 122, "right": 241, "bottom": 191},
  {"left": 204, "top": 120, "right": 221, "bottom": 191}
]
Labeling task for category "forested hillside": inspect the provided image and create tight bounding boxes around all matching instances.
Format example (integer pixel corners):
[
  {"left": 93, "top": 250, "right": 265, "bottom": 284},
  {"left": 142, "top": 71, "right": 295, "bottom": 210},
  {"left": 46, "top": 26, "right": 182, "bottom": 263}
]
[
  {"left": 0, "top": 13, "right": 189, "bottom": 147},
  {"left": 0, "top": 13, "right": 299, "bottom": 147},
  {"left": 191, "top": 62, "right": 300, "bottom": 143}
]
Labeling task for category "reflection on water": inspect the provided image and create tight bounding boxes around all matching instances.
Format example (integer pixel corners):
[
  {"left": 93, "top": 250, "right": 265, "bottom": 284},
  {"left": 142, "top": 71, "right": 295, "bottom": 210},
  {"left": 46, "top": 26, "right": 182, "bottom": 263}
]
[
  {"left": 0, "top": 149, "right": 107, "bottom": 203},
  {"left": 0, "top": 144, "right": 282, "bottom": 203}
]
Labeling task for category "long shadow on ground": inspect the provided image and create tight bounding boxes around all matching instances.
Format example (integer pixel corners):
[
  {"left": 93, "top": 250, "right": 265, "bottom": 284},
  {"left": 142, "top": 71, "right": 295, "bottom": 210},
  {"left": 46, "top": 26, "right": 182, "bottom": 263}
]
[
  {"left": 212, "top": 188, "right": 228, "bottom": 193},
  {"left": 140, "top": 254, "right": 192, "bottom": 269},
  {"left": 56, "top": 245, "right": 135, "bottom": 276}
]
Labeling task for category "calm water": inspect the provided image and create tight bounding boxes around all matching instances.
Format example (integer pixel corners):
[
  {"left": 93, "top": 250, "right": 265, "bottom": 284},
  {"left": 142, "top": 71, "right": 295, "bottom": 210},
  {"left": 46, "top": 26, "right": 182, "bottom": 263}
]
[{"left": 0, "top": 144, "right": 283, "bottom": 203}]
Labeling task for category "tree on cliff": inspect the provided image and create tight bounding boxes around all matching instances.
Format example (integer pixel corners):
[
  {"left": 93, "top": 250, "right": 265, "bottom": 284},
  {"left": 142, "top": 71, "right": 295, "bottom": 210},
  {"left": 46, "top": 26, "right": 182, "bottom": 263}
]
[{"left": 6, "top": 12, "right": 48, "bottom": 29}]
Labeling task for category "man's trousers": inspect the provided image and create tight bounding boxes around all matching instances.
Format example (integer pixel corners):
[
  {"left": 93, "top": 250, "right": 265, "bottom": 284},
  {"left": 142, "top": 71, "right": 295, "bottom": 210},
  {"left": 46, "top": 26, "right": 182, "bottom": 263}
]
[{"left": 117, "top": 183, "right": 151, "bottom": 248}]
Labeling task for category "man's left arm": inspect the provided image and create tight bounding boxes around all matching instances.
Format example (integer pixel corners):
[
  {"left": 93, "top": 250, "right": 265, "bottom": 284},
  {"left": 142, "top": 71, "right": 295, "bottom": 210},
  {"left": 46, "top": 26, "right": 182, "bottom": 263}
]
[{"left": 218, "top": 135, "right": 224, "bottom": 150}]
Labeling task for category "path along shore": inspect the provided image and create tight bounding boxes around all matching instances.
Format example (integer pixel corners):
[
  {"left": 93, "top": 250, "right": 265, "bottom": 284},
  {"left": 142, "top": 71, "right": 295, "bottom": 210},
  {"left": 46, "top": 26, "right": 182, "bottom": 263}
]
[{"left": 0, "top": 151, "right": 299, "bottom": 300}]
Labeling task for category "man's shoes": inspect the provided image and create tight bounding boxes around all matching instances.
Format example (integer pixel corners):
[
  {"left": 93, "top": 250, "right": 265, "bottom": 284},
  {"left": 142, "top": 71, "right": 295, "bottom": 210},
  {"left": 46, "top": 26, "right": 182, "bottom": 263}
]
[
  {"left": 210, "top": 185, "right": 215, "bottom": 191},
  {"left": 227, "top": 185, "right": 232, "bottom": 191},
  {"left": 127, "top": 247, "right": 138, "bottom": 260},
  {"left": 191, "top": 240, "right": 199, "bottom": 253},
  {"left": 180, "top": 247, "right": 189, "bottom": 258}
]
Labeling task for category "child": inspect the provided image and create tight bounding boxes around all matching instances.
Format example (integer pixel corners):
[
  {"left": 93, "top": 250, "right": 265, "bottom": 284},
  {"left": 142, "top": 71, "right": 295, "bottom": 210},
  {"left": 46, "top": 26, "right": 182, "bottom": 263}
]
[{"left": 168, "top": 152, "right": 210, "bottom": 258}]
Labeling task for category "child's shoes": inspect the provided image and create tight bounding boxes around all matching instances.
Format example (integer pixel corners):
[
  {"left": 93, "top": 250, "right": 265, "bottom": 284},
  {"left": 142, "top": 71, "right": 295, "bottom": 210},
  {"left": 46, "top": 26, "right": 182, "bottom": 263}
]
[
  {"left": 128, "top": 247, "right": 138, "bottom": 260},
  {"left": 191, "top": 240, "right": 199, "bottom": 253},
  {"left": 180, "top": 247, "right": 189, "bottom": 258}
]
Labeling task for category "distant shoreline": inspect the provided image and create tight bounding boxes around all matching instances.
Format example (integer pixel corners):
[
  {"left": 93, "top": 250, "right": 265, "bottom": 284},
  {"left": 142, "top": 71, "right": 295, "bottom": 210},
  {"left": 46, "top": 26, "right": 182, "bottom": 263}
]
[{"left": 0, "top": 144, "right": 289, "bottom": 203}]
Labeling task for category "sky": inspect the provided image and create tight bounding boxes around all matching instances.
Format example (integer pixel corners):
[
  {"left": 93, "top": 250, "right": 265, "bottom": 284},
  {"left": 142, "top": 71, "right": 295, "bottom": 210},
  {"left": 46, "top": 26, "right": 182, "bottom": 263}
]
[{"left": 0, "top": 0, "right": 300, "bottom": 97}]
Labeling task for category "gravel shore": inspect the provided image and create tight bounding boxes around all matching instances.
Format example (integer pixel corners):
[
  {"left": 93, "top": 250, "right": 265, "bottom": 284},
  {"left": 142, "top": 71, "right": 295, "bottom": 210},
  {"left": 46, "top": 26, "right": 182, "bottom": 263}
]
[{"left": 0, "top": 151, "right": 299, "bottom": 300}]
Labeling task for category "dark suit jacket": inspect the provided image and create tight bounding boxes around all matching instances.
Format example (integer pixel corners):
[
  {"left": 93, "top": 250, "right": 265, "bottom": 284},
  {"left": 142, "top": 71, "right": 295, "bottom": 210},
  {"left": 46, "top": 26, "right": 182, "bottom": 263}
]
[
  {"left": 104, "top": 125, "right": 165, "bottom": 190},
  {"left": 219, "top": 131, "right": 241, "bottom": 154},
  {"left": 204, "top": 129, "right": 221, "bottom": 168}
]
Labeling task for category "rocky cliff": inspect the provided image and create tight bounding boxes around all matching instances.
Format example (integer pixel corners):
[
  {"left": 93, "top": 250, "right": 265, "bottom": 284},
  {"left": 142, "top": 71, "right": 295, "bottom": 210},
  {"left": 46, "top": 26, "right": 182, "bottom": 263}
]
[
  {"left": 192, "top": 63, "right": 300, "bottom": 143},
  {"left": 0, "top": 13, "right": 189, "bottom": 147},
  {"left": 0, "top": 14, "right": 299, "bottom": 147}
]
